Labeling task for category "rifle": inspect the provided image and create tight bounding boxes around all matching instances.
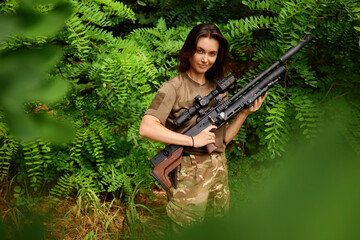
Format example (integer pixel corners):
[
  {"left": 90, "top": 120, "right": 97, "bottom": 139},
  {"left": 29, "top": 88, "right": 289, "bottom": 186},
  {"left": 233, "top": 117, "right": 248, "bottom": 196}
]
[{"left": 149, "top": 35, "right": 314, "bottom": 190}]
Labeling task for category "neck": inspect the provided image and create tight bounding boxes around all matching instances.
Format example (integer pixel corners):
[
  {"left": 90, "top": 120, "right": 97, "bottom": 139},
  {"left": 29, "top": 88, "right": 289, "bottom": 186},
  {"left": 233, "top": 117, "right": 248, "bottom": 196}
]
[{"left": 186, "top": 70, "right": 206, "bottom": 85}]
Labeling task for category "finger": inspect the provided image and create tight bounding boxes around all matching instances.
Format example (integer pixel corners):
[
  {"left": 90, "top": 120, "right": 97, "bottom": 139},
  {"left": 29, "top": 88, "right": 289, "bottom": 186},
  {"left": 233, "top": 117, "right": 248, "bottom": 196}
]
[
  {"left": 258, "top": 95, "right": 265, "bottom": 103},
  {"left": 207, "top": 130, "right": 215, "bottom": 137},
  {"left": 253, "top": 100, "right": 260, "bottom": 111},
  {"left": 261, "top": 92, "right": 268, "bottom": 101},
  {"left": 256, "top": 94, "right": 267, "bottom": 106},
  {"left": 253, "top": 99, "right": 260, "bottom": 108},
  {"left": 206, "top": 124, "right": 217, "bottom": 131}
]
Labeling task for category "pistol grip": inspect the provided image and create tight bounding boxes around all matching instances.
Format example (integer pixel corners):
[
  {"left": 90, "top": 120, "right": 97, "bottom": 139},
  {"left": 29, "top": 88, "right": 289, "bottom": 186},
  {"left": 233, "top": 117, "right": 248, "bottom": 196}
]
[{"left": 205, "top": 143, "right": 217, "bottom": 154}]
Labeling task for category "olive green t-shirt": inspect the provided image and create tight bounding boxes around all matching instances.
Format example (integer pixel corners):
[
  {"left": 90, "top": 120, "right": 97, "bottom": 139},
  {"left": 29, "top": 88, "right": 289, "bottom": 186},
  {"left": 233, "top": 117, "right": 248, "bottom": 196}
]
[{"left": 145, "top": 72, "right": 227, "bottom": 154}]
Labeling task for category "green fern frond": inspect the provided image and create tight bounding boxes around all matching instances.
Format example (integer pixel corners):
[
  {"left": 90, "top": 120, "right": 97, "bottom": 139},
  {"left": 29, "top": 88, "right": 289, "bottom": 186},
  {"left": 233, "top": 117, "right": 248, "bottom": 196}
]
[
  {"left": 234, "top": 125, "right": 247, "bottom": 144},
  {"left": 229, "top": 126, "right": 247, "bottom": 159},
  {"left": 49, "top": 173, "right": 76, "bottom": 205},
  {"left": 75, "top": 0, "right": 112, "bottom": 26},
  {"left": 0, "top": 0, "right": 17, "bottom": 15},
  {"left": 70, "top": 0, "right": 135, "bottom": 26},
  {"left": 100, "top": 163, "right": 131, "bottom": 193},
  {"left": 0, "top": 124, "right": 18, "bottom": 180},
  {"left": 94, "top": 0, "right": 136, "bottom": 22},
  {"left": 1, "top": 34, "right": 49, "bottom": 51},
  {"left": 22, "top": 140, "right": 52, "bottom": 192},
  {"left": 264, "top": 98, "right": 289, "bottom": 159},
  {"left": 85, "top": 24, "right": 117, "bottom": 45},
  {"left": 290, "top": 93, "right": 323, "bottom": 139},
  {"left": 239, "top": 40, "right": 280, "bottom": 82},
  {"left": 225, "top": 15, "right": 277, "bottom": 37},
  {"left": 127, "top": 121, "right": 141, "bottom": 144},
  {"left": 241, "top": 0, "right": 282, "bottom": 13},
  {"left": 154, "top": 57, "right": 179, "bottom": 83},
  {"left": 89, "top": 131, "right": 105, "bottom": 168},
  {"left": 65, "top": 15, "right": 92, "bottom": 59},
  {"left": 70, "top": 129, "right": 93, "bottom": 171},
  {"left": 288, "top": 52, "right": 317, "bottom": 88},
  {"left": 75, "top": 171, "right": 102, "bottom": 197},
  {"left": 165, "top": 5, "right": 198, "bottom": 26},
  {"left": 249, "top": 147, "right": 273, "bottom": 163}
]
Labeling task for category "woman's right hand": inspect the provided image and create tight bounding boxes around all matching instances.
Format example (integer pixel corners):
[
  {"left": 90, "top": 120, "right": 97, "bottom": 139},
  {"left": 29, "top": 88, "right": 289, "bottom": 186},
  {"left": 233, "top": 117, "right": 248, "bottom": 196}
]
[
  {"left": 139, "top": 115, "right": 217, "bottom": 148},
  {"left": 193, "top": 125, "right": 217, "bottom": 148}
]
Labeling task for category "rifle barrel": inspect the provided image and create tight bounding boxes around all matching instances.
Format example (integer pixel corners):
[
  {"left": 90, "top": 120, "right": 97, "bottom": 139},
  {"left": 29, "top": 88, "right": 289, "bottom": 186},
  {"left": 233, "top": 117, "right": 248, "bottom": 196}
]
[
  {"left": 231, "top": 35, "right": 314, "bottom": 101},
  {"left": 279, "top": 35, "right": 314, "bottom": 62}
]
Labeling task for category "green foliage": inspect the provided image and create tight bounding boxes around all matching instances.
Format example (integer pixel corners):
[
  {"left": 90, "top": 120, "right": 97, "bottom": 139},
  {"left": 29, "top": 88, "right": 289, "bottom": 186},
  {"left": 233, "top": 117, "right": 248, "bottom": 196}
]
[
  {"left": 21, "top": 140, "right": 52, "bottom": 192},
  {"left": 0, "top": 118, "right": 18, "bottom": 180},
  {"left": 0, "top": 2, "right": 359, "bottom": 230},
  {"left": 291, "top": 93, "right": 322, "bottom": 139},
  {"left": 74, "top": 0, "right": 136, "bottom": 25},
  {"left": 224, "top": 0, "right": 360, "bottom": 166},
  {"left": 122, "top": 181, "right": 158, "bottom": 239},
  {"left": 48, "top": 173, "right": 76, "bottom": 204},
  {"left": 264, "top": 97, "right": 289, "bottom": 159},
  {"left": 159, "top": 0, "right": 230, "bottom": 27},
  {"left": 0, "top": 0, "right": 72, "bottom": 142},
  {"left": 242, "top": 0, "right": 282, "bottom": 13},
  {"left": 226, "top": 15, "right": 277, "bottom": 36}
]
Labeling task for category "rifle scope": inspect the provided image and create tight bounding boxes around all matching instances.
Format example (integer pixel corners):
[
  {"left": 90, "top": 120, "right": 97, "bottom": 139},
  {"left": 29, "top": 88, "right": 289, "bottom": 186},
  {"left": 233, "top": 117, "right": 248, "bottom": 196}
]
[{"left": 173, "top": 74, "right": 236, "bottom": 127}]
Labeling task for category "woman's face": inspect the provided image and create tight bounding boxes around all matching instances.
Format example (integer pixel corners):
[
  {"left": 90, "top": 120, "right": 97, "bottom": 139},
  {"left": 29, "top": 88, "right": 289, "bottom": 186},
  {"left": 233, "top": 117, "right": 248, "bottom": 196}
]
[{"left": 188, "top": 37, "right": 219, "bottom": 76}]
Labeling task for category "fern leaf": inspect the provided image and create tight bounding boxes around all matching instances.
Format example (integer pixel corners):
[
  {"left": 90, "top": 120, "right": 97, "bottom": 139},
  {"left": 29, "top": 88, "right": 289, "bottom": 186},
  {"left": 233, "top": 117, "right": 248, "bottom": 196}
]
[
  {"left": 49, "top": 173, "right": 76, "bottom": 206},
  {"left": 0, "top": 125, "right": 18, "bottom": 180}
]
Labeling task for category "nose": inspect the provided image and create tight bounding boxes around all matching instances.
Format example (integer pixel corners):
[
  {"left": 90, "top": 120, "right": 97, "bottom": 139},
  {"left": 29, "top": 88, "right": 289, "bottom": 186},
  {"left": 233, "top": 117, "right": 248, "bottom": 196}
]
[{"left": 201, "top": 54, "right": 208, "bottom": 63}]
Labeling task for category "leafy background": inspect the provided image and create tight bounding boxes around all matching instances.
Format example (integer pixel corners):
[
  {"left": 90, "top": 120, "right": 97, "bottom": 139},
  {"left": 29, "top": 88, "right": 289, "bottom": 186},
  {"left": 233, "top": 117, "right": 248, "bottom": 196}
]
[{"left": 0, "top": 0, "right": 359, "bottom": 239}]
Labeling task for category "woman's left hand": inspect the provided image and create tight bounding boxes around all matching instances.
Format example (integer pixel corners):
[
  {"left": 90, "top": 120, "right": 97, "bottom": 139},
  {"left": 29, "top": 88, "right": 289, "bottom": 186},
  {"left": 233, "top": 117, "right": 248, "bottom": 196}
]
[
  {"left": 224, "top": 92, "right": 268, "bottom": 144},
  {"left": 242, "top": 92, "right": 268, "bottom": 115}
]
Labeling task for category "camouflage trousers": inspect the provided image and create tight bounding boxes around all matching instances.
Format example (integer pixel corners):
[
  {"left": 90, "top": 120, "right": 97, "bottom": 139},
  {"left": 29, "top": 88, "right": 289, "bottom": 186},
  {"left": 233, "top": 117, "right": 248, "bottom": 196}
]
[{"left": 166, "top": 152, "right": 230, "bottom": 227}]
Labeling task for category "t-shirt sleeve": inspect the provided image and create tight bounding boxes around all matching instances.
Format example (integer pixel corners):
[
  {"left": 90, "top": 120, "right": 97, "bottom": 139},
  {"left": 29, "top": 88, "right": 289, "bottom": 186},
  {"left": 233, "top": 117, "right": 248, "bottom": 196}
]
[{"left": 144, "top": 82, "right": 177, "bottom": 125}]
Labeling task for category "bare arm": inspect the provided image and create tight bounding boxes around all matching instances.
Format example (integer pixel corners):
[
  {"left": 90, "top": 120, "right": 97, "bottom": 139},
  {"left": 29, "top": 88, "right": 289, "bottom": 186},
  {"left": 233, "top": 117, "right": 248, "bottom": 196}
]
[
  {"left": 139, "top": 115, "right": 217, "bottom": 148},
  {"left": 225, "top": 93, "right": 267, "bottom": 145}
]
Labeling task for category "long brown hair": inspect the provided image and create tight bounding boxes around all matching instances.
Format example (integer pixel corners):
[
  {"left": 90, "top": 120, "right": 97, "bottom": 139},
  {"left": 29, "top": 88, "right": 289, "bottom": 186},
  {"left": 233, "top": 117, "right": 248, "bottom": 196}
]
[{"left": 177, "top": 23, "right": 230, "bottom": 82}]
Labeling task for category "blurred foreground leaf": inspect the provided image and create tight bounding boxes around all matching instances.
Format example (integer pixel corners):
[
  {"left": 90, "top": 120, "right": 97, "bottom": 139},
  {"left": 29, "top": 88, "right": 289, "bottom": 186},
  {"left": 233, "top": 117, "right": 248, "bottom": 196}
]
[
  {"left": 170, "top": 101, "right": 360, "bottom": 240},
  {"left": 0, "top": 0, "right": 73, "bottom": 142},
  {"left": 0, "top": 0, "right": 72, "bottom": 40}
]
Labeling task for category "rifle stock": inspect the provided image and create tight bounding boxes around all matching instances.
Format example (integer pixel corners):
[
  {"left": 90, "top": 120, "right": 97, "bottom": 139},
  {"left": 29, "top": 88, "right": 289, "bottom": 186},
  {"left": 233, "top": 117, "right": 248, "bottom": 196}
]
[{"left": 150, "top": 147, "right": 183, "bottom": 190}]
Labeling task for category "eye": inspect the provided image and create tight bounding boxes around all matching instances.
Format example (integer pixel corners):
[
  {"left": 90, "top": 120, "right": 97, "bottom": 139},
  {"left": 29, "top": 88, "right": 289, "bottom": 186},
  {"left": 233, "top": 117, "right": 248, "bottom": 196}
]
[
  {"left": 210, "top": 52, "right": 217, "bottom": 57},
  {"left": 197, "top": 49, "right": 204, "bottom": 54}
]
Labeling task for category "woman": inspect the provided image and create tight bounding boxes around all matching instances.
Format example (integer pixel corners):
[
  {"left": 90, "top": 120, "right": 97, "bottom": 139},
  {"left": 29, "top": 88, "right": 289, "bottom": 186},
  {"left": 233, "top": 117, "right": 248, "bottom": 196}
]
[{"left": 139, "top": 23, "right": 266, "bottom": 228}]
